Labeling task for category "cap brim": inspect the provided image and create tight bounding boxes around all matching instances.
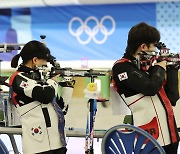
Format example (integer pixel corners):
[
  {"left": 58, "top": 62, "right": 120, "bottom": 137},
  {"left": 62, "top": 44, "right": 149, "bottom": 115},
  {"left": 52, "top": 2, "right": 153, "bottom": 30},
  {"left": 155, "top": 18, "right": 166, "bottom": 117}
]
[{"left": 47, "top": 54, "right": 56, "bottom": 62}]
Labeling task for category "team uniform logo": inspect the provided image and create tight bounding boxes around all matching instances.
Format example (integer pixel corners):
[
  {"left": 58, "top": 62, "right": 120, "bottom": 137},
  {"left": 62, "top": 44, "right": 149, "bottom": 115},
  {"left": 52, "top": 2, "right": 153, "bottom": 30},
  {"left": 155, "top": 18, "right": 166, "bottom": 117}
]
[
  {"left": 28, "top": 125, "right": 44, "bottom": 142},
  {"left": 20, "top": 81, "right": 28, "bottom": 88},
  {"left": 31, "top": 126, "right": 42, "bottom": 136},
  {"left": 118, "top": 72, "right": 128, "bottom": 81},
  {"left": 69, "top": 16, "right": 116, "bottom": 44}
]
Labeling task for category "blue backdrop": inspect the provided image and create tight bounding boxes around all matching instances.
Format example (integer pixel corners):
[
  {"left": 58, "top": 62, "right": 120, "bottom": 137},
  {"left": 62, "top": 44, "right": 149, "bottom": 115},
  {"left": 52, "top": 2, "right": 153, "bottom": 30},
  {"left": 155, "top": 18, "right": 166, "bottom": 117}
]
[
  {"left": 31, "top": 3, "right": 156, "bottom": 61},
  {"left": 0, "top": 2, "right": 179, "bottom": 61}
]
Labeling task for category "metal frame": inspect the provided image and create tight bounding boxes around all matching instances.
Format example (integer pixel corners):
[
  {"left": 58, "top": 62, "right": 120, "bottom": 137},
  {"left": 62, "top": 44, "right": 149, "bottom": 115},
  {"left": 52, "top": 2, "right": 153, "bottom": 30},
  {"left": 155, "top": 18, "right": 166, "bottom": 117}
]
[{"left": 0, "top": 126, "right": 106, "bottom": 154}]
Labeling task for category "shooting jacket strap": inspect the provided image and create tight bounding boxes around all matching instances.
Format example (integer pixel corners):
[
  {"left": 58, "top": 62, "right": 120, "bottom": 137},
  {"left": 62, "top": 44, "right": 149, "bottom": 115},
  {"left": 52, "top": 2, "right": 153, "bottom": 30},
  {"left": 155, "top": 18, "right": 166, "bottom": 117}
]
[
  {"left": 52, "top": 98, "right": 66, "bottom": 147},
  {"left": 158, "top": 87, "right": 177, "bottom": 143},
  {"left": 9, "top": 71, "right": 20, "bottom": 86},
  {"left": 9, "top": 71, "right": 20, "bottom": 106}
]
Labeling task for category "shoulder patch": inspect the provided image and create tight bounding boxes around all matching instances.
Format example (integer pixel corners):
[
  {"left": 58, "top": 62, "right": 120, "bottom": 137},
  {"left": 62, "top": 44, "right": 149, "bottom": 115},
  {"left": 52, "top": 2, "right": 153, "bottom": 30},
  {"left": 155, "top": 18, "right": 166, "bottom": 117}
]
[
  {"left": 20, "top": 81, "right": 28, "bottom": 88},
  {"left": 118, "top": 72, "right": 128, "bottom": 81}
]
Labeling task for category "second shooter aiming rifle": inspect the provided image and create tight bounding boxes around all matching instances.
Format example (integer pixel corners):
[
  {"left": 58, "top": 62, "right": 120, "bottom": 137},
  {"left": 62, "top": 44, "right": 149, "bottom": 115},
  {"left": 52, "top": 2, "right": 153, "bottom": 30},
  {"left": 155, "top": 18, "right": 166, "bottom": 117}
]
[{"left": 139, "top": 42, "right": 180, "bottom": 71}]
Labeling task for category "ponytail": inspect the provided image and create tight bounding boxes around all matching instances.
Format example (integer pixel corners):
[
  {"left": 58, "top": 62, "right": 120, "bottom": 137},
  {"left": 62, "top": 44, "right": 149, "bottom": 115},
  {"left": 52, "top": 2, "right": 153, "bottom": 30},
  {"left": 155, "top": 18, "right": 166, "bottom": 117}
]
[{"left": 11, "top": 54, "right": 21, "bottom": 68}]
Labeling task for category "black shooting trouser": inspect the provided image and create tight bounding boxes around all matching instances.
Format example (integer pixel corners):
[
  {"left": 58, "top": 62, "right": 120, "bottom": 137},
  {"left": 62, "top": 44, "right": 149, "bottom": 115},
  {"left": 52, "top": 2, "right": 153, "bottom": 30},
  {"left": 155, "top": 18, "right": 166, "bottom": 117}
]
[
  {"left": 162, "top": 142, "right": 179, "bottom": 154},
  {"left": 37, "top": 147, "right": 67, "bottom": 154}
]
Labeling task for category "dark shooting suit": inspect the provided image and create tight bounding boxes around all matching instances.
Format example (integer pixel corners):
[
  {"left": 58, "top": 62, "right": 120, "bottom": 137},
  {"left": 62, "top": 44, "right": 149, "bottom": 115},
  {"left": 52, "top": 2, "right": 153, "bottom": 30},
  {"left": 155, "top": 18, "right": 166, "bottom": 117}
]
[{"left": 112, "top": 52, "right": 179, "bottom": 150}]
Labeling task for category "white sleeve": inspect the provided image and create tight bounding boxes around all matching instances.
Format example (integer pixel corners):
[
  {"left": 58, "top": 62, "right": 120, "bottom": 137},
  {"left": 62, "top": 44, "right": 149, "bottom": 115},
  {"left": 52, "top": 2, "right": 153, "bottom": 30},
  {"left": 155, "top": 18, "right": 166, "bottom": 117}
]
[{"left": 61, "top": 87, "right": 74, "bottom": 106}]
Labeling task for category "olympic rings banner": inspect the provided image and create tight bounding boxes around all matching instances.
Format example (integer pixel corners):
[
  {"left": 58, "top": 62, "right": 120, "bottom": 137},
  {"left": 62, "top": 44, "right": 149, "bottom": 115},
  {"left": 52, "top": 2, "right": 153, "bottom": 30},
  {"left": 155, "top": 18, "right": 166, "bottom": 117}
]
[{"left": 0, "top": 3, "right": 156, "bottom": 61}]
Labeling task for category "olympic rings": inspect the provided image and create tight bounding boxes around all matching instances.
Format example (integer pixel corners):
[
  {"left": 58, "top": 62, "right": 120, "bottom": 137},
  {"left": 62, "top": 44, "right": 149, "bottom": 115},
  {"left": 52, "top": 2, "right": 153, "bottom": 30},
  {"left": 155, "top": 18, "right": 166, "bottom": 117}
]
[{"left": 68, "top": 16, "right": 116, "bottom": 44}]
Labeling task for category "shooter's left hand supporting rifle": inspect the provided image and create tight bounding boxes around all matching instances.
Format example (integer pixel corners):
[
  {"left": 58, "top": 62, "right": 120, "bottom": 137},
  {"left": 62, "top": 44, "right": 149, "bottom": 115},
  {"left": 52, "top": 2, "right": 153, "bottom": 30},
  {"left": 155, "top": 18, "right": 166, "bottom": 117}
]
[{"left": 139, "top": 42, "right": 180, "bottom": 71}]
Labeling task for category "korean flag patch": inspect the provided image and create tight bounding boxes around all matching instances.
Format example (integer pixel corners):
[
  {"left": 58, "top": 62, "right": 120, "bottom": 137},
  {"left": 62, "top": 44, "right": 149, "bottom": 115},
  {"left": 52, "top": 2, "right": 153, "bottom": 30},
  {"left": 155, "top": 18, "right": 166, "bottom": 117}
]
[
  {"left": 20, "top": 81, "right": 28, "bottom": 88},
  {"left": 118, "top": 72, "right": 128, "bottom": 81}
]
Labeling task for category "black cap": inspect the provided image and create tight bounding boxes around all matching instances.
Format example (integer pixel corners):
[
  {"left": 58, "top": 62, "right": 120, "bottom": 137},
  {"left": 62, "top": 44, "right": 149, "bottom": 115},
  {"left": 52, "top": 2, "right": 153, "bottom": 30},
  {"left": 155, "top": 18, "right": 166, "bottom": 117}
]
[
  {"left": 20, "top": 40, "right": 54, "bottom": 61},
  {"left": 11, "top": 40, "right": 55, "bottom": 68},
  {"left": 46, "top": 47, "right": 55, "bottom": 62}
]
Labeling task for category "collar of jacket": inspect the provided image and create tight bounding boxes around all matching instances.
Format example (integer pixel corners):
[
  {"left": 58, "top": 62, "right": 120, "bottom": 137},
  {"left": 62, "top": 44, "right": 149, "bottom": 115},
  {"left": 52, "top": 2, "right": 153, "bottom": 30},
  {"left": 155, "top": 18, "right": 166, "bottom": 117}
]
[
  {"left": 123, "top": 52, "right": 140, "bottom": 69},
  {"left": 17, "top": 64, "right": 33, "bottom": 73}
]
